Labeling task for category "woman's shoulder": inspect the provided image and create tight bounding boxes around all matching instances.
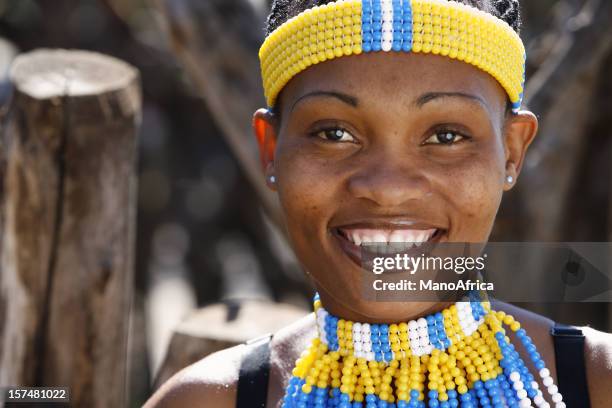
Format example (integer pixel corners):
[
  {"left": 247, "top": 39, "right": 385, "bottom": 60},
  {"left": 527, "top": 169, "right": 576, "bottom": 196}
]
[
  {"left": 581, "top": 325, "right": 612, "bottom": 407},
  {"left": 142, "top": 342, "right": 245, "bottom": 408},
  {"left": 143, "top": 312, "right": 316, "bottom": 408},
  {"left": 493, "top": 300, "right": 612, "bottom": 407}
]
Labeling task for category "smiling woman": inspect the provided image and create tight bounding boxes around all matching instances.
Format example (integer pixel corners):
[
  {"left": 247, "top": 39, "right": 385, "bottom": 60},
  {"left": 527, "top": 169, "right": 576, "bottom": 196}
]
[{"left": 144, "top": 1, "right": 612, "bottom": 407}]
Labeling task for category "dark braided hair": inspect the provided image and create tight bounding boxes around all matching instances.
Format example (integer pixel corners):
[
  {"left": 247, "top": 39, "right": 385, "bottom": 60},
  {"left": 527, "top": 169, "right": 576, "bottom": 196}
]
[{"left": 266, "top": 0, "right": 521, "bottom": 36}]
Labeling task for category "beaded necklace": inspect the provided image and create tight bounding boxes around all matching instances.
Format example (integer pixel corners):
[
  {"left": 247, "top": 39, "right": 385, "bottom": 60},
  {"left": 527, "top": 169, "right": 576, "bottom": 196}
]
[{"left": 281, "top": 291, "right": 565, "bottom": 408}]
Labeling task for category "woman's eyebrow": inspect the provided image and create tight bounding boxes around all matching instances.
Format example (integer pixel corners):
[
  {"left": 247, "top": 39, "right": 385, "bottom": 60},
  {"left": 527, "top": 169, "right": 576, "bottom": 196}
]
[
  {"left": 290, "top": 90, "right": 359, "bottom": 113},
  {"left": 414, "top": 91, "right": 487, "bottom": 108}
]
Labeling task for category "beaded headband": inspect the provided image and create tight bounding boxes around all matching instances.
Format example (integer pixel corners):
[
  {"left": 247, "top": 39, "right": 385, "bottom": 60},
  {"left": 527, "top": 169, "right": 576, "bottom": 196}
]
[{"left": 259, "top": 0, "right": 526, "bottom": 113}]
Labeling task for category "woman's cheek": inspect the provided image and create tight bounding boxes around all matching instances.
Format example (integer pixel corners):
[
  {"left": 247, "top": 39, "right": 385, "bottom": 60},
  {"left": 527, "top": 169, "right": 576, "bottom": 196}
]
[
  {"left": 276, "top": 147, "right": 334, "bottom": 250},
  {"left": 448, "top": 151, "right": 505, "bottom": 241}
]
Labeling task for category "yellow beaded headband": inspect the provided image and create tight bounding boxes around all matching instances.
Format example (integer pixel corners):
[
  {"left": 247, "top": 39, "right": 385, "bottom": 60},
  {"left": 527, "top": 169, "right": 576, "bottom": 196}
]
[{"left": 259, "top": 0, "right": 526, "bottom": 113}]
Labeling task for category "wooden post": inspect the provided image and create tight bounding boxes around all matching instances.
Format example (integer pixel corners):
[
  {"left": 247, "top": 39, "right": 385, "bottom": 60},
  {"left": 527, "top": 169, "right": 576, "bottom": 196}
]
[{"left": 0, "top": 49, "right": 140, "bottom": 407}]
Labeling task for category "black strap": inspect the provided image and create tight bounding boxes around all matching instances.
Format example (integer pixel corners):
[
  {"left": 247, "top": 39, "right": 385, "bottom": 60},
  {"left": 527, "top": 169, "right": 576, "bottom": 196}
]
[
  {"left": 236, "top": 333, "right": 273, "bottom": 408},
  {"left": 551, "top": 322, "right": 591, "bottom": 408}
]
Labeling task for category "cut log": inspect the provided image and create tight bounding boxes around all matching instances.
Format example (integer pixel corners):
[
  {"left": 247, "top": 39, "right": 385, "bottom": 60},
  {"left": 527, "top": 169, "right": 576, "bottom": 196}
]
[
  {"left": 152, "top": 300, "right": 308, "bottom": 389},
  {"left": 0, "top": 49, "right": 140, "bottom": 407}
]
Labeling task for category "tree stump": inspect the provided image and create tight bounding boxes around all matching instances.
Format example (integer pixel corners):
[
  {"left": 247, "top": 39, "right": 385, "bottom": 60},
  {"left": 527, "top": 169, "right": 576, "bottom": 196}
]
[
  {"left": 153, "top": 300, "right": 308, "bottom": 390},
  {"left": 0, "top": 49, "right": 140, "bottom": 407}
]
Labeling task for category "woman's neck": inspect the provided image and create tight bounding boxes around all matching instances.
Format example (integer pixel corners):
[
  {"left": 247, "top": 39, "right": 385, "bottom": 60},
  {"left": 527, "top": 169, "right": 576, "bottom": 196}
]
[{"left": 315, "top": 285, "right": 456, "bottom": 324}]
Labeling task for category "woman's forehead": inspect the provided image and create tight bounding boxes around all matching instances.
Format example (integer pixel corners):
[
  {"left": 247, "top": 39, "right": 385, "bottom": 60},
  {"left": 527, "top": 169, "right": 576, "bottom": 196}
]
[{"left": 280, "top": 51, "right": 507, "bottom": 115}]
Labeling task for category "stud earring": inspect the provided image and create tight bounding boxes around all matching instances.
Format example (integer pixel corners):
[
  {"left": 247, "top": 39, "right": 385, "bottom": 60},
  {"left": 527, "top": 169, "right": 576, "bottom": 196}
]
[
  {"left": 506, "top": 175, "right": 514, "bottom": 184},
  {"left": 269, "top": 175, "right": 276, "bottom": 184}
]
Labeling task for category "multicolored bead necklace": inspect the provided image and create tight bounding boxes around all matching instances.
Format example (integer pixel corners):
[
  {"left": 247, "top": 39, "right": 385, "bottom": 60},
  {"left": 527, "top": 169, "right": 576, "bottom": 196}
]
[{"left": 282, "top": 291, "right": 565, "bottom": 408}]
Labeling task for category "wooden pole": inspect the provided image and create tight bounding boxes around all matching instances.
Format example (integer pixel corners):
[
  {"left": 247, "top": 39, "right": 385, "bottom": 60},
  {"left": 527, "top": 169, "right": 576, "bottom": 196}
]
[{"left": 0, "top": 49, "right": 140, "bottom": 407}]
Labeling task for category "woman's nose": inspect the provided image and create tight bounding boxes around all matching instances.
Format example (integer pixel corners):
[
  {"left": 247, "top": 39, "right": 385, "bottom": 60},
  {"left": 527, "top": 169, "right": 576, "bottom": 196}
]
[{"left": 347, "top": 157, "right": 432, "bottom": 207}]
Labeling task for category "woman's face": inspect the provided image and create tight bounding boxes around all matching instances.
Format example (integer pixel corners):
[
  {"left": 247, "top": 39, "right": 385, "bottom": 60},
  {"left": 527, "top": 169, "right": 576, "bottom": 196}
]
[{"left": 254, "top": 52, "right": 537, "bottom": 321}]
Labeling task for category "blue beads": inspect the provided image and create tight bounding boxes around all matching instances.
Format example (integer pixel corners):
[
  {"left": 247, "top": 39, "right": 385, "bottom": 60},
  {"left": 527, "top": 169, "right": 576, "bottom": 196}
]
[
  {"left": 325, "top": 314, "right": 339, "bottom": 351},
  {"left": 369, "top": 323, "right": 394, "bottom": 362},
  {"left": 400, "top": 0, "right": 412, "bottom": 52},
  {"left": 495, "top": 326, "right": 542, "bottom": 404},
  {"left": 391, "top": 0, "right": 402, "bottom": 50},
  {"left": 362, "top": 0, "right": 374, "bottom": 53},
  {"left": 425, "top": 311, "right": 450, "bottom": 350}
]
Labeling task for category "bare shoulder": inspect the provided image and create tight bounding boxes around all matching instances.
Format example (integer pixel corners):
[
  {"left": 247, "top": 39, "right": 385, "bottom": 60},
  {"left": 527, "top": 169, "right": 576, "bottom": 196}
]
[
  {"left": 142, "top": 344, "right": 245, "bottom": 408},
  {"left": 490, "top": 300, "right": 557, "bottom": 351},
  {"left": 143, "top": 313, "right": 316, "bottom": 408},
  {"left": 581, "top": 326, "right": 612, "bottom": 408},
  {"left": 491, "top": 299, "right": 612, "bottom": 407}
]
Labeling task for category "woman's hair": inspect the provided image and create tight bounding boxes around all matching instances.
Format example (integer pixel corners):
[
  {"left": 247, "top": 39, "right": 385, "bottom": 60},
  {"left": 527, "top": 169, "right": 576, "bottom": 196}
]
[{"left": 266, "top": 0, "right": 521, "bottom": 35}]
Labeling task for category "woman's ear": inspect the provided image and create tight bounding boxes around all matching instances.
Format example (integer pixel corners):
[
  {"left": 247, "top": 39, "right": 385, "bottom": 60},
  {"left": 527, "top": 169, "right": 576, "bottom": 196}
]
[
  {"left": 253, "top": 108, "right": 278, "bottom": 190},
  {"left": 503, "top": 110, "right": 538, "bottom": 191}
]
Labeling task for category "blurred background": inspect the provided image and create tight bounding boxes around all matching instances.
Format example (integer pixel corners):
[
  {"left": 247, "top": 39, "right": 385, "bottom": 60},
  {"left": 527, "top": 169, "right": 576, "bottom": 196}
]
[{"left": 0, "top": 0, "right": 611, "bottom": 406}]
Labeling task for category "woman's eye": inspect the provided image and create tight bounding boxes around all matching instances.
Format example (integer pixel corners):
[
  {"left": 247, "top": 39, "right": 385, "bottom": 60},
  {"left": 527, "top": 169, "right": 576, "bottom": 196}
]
[
  {"left": 424, "top": 131, "right": 466, "bottom": 145},
  {"left": 314, "top": 128, "right": 356, "bottom": 143}
]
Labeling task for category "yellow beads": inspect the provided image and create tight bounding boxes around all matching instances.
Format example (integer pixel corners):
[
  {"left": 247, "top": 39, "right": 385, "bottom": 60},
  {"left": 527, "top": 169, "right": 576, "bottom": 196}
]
[
  {"left": 410, "top": 0, "right": 524, "bottom": 107},
  {"left": 259, "top": 0, "right": 363, "bottom": 107},
  {"left": 292, "top": 313, "right": 507, "bottom": 403}
]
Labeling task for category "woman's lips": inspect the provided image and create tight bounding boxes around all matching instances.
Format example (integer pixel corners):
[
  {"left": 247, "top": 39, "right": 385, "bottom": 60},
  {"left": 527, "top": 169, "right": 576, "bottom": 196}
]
[{"left": 331, "top": 225, "right": 447, "bottom": 269}]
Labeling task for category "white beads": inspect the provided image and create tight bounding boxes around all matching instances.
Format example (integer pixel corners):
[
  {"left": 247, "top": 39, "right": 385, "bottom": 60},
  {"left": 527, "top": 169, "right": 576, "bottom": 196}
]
[
  {"left": 509, "top": 371, "right": 521, "bottom": 382},
  {"left": 534, "top": 366, "right": 564, "bottom": 407},
  {"left": 508, "top": 370, "right": 533, "bottom": 407},
  {"left": 533, "top": 394, "right": 544, "bottom": 405},
  {"left": 456, "top": 301, "right": 482, "bottom": 337},
  {"left": 409, "top": 316, "right": 432, "bottom": 356},
  {"left": 358, "top": 323, "right": 372, "bottom": 360},
  {"left": 381, "top": 0, "right": 393, "bottom": 52},
  {"left": 316, "top": 308, "right": 328, "bottom": 345},
  {"left": 351, "top": 320, "right": 374, "bottom": 359}
]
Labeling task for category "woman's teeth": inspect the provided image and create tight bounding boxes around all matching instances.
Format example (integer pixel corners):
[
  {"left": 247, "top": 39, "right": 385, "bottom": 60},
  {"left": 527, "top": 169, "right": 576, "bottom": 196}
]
[{"left": 341, "top": 228, "right": 437, "bottom": 248}]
